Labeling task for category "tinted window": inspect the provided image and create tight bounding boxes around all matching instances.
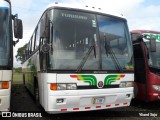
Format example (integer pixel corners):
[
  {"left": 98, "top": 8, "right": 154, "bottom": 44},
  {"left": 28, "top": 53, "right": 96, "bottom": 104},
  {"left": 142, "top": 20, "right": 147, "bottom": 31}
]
[
  {"left": 35, "top": 24, "right": 41, "bottom": 49},
  {"left": 0, "top": 7, "right": 10, "bottom": 65},
  {"left": 97, "top": 15, "right": 133, "bottom": 70},
  {"left": 48, "top": 9, "right": 133, "bottom": 71},
  {"left": 31, "top": 32, "right": 35, "bottom": 52},
  {"left": 49, "top": 9, "right": 99, "bottom": 70},
  {"left": 146, "top": 41, "right": 160, "bottom": 68}
]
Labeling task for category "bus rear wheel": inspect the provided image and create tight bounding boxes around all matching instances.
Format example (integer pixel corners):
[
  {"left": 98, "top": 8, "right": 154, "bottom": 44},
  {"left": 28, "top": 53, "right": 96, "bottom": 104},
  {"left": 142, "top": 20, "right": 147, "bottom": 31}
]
[
  {"left": 34, "top": 81, "right": 42, "bottom": 109},
  {"left": 34, "top": 82, "right": 40, "bottom": 105},
  {"left": 23, "top": 74, "right": 25, "bottom": 85}
]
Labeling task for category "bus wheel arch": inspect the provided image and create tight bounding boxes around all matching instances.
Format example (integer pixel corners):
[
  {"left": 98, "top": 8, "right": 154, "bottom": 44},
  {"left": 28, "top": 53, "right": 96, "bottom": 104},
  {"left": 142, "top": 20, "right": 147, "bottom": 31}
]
[{"left": 134, "top": 82, "right": 138, "bottom": 98}]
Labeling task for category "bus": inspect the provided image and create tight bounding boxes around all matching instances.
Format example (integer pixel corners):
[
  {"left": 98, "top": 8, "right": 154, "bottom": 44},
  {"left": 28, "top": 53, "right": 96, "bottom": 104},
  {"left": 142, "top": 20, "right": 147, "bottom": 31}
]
[
  {"left": 22, "top": 3, "right": 134, "bottom": 113},
  {"left": 0, "top": 0, "right": 23, "bottom": 112},
  {"left": 131, "top": 30, "right": 160, "bottom": 102}
]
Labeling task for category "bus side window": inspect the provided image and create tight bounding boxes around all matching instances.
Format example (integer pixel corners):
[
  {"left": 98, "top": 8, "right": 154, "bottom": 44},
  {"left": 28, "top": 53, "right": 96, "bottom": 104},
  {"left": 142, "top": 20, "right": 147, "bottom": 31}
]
[
  {"left": 40, "top": 12, "right": 47, "bottom": 38},
  {"left": 30, "top": 40, "right": 32, "bottom": 54},
  {"left": 28, "top": 41, "right": 30, "bottom": 56},
  {"left": 35, "top": 23, "right": 41, "bottom": 49},
  {"left": 31, "top": 32, "right": 35, "bottom": 51},
  {"left": 29, "top": 38, "right": 32, "bottom": 54},
  {"left": 49, "top": 9, "right": 54, "bottom": 44}
]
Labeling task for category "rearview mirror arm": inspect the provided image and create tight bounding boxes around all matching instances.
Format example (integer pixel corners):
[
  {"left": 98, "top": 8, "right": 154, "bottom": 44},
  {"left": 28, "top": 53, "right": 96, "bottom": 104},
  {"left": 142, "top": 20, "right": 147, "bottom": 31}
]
[
  {"left": 12, "top": 14, "right": 18, "bottom": 20},
  {"left": 13, "top": 39, "right": 19, "bottom": 46}
]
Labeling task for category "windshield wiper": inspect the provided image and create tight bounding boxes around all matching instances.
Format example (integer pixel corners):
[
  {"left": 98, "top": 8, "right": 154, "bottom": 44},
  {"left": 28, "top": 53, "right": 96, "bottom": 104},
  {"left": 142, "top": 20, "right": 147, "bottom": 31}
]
[
  {"left": 76, "top": 44, "right": 96, "bottom": 73},
  {"left": 104, "top": 36, "right": 123, "bottom": 72}
]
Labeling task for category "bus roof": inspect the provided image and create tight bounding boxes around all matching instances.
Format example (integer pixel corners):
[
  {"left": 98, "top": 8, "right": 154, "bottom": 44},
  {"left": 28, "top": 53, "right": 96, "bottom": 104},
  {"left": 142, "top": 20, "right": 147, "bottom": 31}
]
[
  {"left": 0, "top": 0, "right": 10, "bottom": 8},
  {"left": 4, "top": 0, "right": 10, "bottom": 3},
  {"left": 131, "top": 30, "right": 160, "bottom": 34},
  {"left": 46, "top": 2, "right": 125, "bottom": 19}
]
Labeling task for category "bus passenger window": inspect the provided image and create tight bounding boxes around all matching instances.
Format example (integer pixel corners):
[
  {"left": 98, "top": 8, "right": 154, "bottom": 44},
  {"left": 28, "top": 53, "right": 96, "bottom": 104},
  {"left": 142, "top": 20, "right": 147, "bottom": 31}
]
[{"left": 35, "top": 24, "right": 41, "bottom": 49}]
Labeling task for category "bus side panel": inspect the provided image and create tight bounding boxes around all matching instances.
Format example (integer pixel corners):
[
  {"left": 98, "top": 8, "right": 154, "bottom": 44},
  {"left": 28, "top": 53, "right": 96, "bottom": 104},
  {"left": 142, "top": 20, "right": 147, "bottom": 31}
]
[
  {"left": 0, "top": 70, "right": 12, "bottom": 111},
  {"left": 38, "top": 72, "right": 44, "bottom": 108},
  {"left": 22, "top": 52, "right": 38, "bottom": 96},
  {"left": 38, "top": 73, "right": 57, "bottom": 110},
  {"left": 22, "top": 59, "right": 33, "bottom": 94}
]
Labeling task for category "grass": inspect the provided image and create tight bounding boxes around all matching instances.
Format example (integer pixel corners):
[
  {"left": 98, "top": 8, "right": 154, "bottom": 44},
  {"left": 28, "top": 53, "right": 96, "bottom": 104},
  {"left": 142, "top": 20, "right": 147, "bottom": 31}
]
[{"left": 13, "top": 72, "right": 23, "bottom": 84}]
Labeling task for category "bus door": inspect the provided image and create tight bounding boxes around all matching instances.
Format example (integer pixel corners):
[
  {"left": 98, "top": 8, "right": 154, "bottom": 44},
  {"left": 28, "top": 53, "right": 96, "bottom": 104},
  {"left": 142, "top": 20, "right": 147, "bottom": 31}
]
[{"left": 132, "top": 33, "right": 148, "bottom": 100}]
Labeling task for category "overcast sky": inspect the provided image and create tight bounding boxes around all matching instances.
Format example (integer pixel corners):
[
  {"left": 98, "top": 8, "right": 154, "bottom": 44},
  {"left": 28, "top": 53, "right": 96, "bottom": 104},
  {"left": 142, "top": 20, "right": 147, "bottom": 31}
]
[{"left": 10, "top": 0, "right": 160, "bottom": 67}]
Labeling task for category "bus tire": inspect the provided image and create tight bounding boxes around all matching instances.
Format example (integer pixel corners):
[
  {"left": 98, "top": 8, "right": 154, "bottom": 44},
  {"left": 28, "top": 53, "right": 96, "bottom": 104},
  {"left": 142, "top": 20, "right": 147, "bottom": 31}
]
[
  {"left": 134, "top": 83, "right": 138, "bottom": 98},
  {"left": 34, "top": 80, "right": 40, "bottom": 106},
  {"left": 23, "top": 73, "right": 25, "bottom": 85}
]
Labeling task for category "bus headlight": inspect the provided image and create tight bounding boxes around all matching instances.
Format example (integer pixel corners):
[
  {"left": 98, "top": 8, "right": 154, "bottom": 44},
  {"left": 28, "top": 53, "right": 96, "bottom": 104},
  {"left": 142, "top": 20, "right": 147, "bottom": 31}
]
[
  {"left": 57, "top": 84, "right": 67, "bottom": 90},
  {"left": 153, "top": 85, "right": 160, "bottom": 92},
  {"left": 56, "top": 83, "right": 77, "bottom": 90},
  {"left": 119, "top": 81, "right": 134, "bottom": 88},
  {"left": 67, "top": 84, "right": 77, "bottom": 90}
]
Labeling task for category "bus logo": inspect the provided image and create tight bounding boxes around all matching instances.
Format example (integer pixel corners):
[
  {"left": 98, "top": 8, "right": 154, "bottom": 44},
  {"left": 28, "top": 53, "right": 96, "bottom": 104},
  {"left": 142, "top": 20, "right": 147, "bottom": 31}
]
[
  {"left": 2, "top": 112, "right": 11, "bottom": 117},
  {"left": 98, "top": 81, "right": 103, "bottom": 88}
]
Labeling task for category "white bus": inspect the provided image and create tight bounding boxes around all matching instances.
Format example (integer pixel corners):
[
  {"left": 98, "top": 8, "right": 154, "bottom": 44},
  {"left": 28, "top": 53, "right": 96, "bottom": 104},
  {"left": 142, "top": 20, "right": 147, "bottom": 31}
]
[
  {"left": 0, "top": 0, "right": 22, "bottom": 112},
  {"left": 22, "top": 3, "right": 134, "bottom": 113}
]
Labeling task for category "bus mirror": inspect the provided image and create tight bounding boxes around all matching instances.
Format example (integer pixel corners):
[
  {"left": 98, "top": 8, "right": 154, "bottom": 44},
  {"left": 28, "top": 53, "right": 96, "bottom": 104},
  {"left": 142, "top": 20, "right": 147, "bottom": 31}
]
[
  {"left": 41, "top": 26, "right": 49, "bottom": 38},
  {"left": 41, "top": 42, "right": 50, "bottom": 53},
  {"left": 14, "top": 18, "right": 23, "bottom": 39},
  {"left": 150, "top": 37, "right": 156, "bottom": 52},
  {"left": 137, "top": 35, "right": 143, "bottom": 42}
]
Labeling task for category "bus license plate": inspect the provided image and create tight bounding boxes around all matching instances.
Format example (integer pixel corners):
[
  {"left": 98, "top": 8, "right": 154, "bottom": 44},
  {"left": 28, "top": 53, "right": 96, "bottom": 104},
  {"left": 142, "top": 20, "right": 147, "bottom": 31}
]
[{"left": 93, "top": 97, "right": 105, "bottom": 104}]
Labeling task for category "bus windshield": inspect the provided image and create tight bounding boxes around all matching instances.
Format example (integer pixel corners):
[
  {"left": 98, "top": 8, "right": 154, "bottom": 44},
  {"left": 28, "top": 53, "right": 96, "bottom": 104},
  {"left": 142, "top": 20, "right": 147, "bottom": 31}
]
[
  {"left": 49, "top": 9, "right": 133, "bottom": 71},
  {"left": 97, "top": 15, "right": 132, "bottom": 70},
  {"left": 145, "top": 35, "right": 160, "bottom": 68},
  {"left": 0, "top": 7, "right": 10, "bottom": 66}
]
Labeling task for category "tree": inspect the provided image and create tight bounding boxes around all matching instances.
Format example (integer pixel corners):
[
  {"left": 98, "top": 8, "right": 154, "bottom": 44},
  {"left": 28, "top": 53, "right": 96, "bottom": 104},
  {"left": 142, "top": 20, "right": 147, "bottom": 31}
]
[{"left": 15, "top": 43, "right": 27, "bottom": 62}]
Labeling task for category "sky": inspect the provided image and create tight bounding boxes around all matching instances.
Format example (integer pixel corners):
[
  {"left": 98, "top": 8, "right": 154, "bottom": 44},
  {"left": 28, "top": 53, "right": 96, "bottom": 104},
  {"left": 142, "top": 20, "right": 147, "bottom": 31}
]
[{"left": 10, "top": 0, "right": 160, "bottom": 67}]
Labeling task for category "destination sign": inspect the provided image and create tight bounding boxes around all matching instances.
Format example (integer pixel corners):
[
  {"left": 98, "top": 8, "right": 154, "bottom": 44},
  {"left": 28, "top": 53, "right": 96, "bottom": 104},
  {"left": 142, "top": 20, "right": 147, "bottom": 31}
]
[{"left": 61, "top": 13, "right": 88, "bottom": 20}]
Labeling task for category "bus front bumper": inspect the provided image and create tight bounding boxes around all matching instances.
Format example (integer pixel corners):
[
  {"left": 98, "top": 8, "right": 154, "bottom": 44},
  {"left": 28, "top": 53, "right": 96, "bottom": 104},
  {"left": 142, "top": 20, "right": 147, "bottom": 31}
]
[
  {"left": 148, "top": 93, "right": 160, "bottom": 101},
  {"left": 45, "top": 87, "right": 133, "bottom": 114},
  {"left": 0, "top": 91, "right": 10, "bottom": 112}
]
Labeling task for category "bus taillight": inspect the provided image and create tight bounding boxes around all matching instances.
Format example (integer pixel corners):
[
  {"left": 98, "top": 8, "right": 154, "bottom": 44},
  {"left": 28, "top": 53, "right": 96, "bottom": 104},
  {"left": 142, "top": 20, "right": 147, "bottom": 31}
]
[{"left": 0, "top": 81, "right": 9, "bottom": 89}]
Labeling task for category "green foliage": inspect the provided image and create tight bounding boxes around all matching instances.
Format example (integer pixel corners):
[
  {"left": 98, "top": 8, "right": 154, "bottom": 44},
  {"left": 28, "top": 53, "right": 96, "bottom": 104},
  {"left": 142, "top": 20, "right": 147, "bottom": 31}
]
[
  {"left": 13, "top": 72, "right": 22, "bottom": 84},
  {"left": 14, "top": 67, "right": 22, "bottom": 73},
  {"left": 16, "top": 43, "right": 27, "bottom": 62}
]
